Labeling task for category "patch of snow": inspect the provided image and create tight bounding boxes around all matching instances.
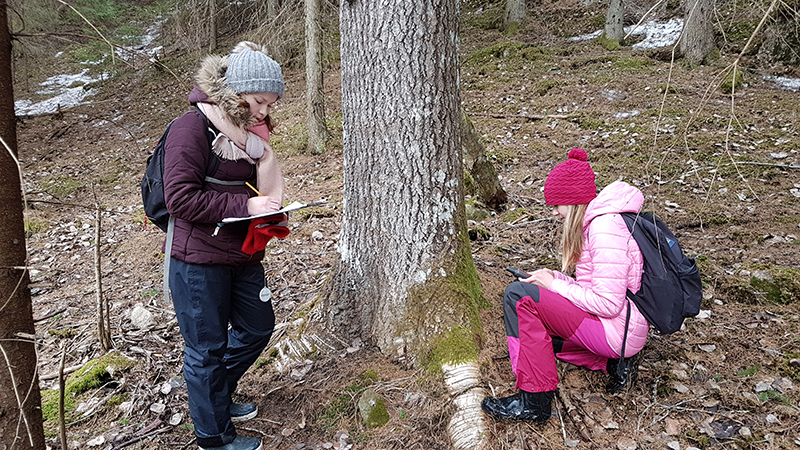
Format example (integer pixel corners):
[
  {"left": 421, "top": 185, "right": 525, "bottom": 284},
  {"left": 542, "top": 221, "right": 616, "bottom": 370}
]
[
  {"left": 570, "top": 18, "right": 684, "bottom": 51},
  {"left": 614, "top": 110, "right": 640, "bottom": 118},
  {"left": 764, "top": 75, "right": 800, "bottom": 92},
  {"left": 15, "top": 69, "right": 107, "bottom": 117},
  {"left": 116, "top": 20, "right": 165, "bottom": 62}
]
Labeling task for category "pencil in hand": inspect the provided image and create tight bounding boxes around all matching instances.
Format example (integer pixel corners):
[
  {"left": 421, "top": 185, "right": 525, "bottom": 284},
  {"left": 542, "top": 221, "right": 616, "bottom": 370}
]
[{"left": 245, "top": 182, "right": 263, "bottom": 196}]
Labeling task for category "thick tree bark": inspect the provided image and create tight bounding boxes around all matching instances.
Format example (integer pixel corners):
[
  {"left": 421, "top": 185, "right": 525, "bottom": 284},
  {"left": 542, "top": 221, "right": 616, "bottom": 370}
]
[
  {"left": 0, "top": 1, "right": 46, "bottom": 448},
  {"left": 605, "top": 0, "right": 624, "bottom": 42},
  {"left": 504, "top": 0, "right": 527, "bottom": 33},
  {"left": 461, "top": 112, "right": 507, "bottom": 209},
  {"left": 305, "top": 0, "right": 484, "bottom": 366},
  {"left": 305, "top": 0, "right": 327, "bottom": 154},
  {"left": 680, "top": 0, "right": 715, "bottom": 65}
]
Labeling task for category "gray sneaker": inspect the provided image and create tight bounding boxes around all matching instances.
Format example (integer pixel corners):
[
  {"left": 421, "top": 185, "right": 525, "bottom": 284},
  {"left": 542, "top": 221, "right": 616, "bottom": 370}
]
[
  {"left": 199, "top": 435, "right": 262, "bottom": 450},
  {"left": 230, "top": 402, "right": 258, "bottom": 423}
]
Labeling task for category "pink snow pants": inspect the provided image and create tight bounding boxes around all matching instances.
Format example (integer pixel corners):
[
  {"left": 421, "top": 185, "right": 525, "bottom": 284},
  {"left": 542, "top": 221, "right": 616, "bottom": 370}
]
[{"left": 503, "top": 281, "right": 618, "bottom": 393}]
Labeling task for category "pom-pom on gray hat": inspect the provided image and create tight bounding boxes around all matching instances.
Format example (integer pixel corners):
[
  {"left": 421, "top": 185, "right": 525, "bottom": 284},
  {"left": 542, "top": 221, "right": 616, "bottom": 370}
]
[{"left": 225, "top": 47, "right": 285, "bottom": 98}]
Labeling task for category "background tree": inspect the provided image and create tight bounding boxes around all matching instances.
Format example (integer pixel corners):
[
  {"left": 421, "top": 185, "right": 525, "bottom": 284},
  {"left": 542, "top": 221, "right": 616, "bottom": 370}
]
[
  {"left": 461, "top": 111, "right": 507, "bottom": 209},
  {"left": 605, "top": 0, "right": 624, "bottom": 43},
  {"left": 305, "top": 0, "right": 327, "bottom": 153},
  {"left": 504, "top": 0, "right": 526, "bottom": 34},
  {"left": 680, "top": 0, "right": 715, "bottom": 64},
  {"left": 0, "top": 1, "right": 46, "bottom": 447}
]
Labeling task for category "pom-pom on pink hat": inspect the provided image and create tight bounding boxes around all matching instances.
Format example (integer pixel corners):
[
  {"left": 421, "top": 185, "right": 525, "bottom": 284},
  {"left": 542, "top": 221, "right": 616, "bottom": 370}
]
[{"left": 543, "top": 148, "right": 597, "bottom": 205}]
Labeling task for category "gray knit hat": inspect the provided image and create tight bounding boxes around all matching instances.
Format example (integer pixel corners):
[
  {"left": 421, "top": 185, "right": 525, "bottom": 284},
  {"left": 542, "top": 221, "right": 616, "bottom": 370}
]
[{"left": 225, "top": 47, "right": 285, "bottom": 98}]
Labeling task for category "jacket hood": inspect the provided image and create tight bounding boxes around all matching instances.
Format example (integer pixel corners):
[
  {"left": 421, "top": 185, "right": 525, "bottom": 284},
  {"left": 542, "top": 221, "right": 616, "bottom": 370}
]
[
  {"left": 583, "top": 180, "right": 644, "bottom": 226},
  {"left": 191, "top": 54, "right": 257, "bottom": 129}
]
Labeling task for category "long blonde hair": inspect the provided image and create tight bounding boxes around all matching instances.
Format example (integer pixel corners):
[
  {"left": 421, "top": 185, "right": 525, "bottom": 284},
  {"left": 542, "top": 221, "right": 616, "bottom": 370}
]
[{"left": 560, "top": 203, "right": 589, "bottom": 272}]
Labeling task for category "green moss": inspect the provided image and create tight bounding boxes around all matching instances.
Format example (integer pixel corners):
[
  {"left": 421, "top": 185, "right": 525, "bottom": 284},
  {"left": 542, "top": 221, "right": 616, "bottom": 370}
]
[
  {"left": 503, "top": 21, "right": 520, "bottom": 36},
  {"left": 779, "top": 353, "right": 800, "bottom": 382},
  {"left": 359, "top": 389, "right": 390, "bottom": 428},
  {"left": 614, "top": 56, "right": 654, "bottom": 70},
  {"left": 42, "top": 177, "right": 83, "bottom": 198},
  {"left": 757, "top": 389, "right": 790, "bottom": 404},
  {"left": 749, "top": 266, "right": 800, "bottom": 304},
  {"left": 468, "top": 226, "right": 492, "bottom": 241},
  {"left": 48, "top": 329, "right": 78, "bottom": 338},
  {"left": 360, "top": 370, "right": 379, "bottom": 384},
  {"left": 501, "top": 207, "right": 528, "bottom": 223},
  {"left": 295, "top": 206, "right": 336, "bottom": 221},
  {"left": 462, "top": 3, "right": 504, "bottom": 30},
  {"left": 596, "top": 33, "right": 622, "bottom": 51},
  {"left": 737, "top": 364, "right": 761, "bottom": 377},
  {"left": 106, "top": 393, "right": 128, "bottom": 408},
  {"left": 423, "top": 327, "right": 480, "bottom": 372},
  {"left": 720, "top": 68, "right": 744, "bottom": 94},
  {"left": 66, "top": 351, "right": 136, "bottom": 395},
  {"left": 24, "top": 218, "right": 50, "bottom": 237},
  {"left": 534, "top": 79, "right": 559, "bottom": 96},
  {"left": 464, "top": 41, "right": 548, "bottom": 67}
]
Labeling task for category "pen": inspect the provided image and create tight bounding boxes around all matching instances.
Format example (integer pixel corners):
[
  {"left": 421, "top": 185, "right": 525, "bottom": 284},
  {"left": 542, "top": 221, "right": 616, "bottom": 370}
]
[{"left": 245, "top": 182, "right": 263, "bottom": 196}]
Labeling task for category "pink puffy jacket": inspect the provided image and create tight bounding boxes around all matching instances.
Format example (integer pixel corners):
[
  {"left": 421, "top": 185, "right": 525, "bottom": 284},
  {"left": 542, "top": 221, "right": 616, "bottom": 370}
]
[{"left": 549, "top": 181, "right": 648, "bottom": 357}]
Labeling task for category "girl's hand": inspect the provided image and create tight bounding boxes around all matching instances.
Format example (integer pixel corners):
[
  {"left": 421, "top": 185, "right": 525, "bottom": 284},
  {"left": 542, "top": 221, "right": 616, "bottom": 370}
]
[
  {"left": 247, "top": 196, "right": 281, "bottom": 215},
  {"left": 523, "top": 269, "right": 555, "bottom": 290}
]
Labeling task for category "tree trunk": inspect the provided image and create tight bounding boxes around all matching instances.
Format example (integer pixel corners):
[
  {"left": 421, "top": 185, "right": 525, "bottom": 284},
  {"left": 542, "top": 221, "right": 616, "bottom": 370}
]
[
  {"left": 208, "top": 0, "right": 217, "bottom": 51},
  {"left": 321, "top": 0, "right": 483, "bottom": 366},
  {"left": 504, "top": 0, "right": 526, "bottom": 33},
  {"left": 605, "top": 0, "right": 624, "bottom": 42},
  {"left": 305, "top": 0, "right": 327, "bottom": 154},
  {"left": 0, "top": 1, "right": 46, "bottom": 448},
  {"left": 680, "top": 0, "right": 715, "bottom": 65},
  {"left": 461, "top": 112, "right": 507, "bottom": 209}
]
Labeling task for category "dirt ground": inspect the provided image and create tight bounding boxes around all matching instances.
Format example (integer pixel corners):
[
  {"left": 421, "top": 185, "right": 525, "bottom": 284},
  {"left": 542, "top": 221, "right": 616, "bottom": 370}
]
[{"left": 13, "top": 1, "right": 800, "bottom": 449}]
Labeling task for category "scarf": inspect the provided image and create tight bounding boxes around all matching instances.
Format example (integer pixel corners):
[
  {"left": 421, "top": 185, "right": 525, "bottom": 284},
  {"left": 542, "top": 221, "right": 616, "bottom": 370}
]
[{"left": 197, "top": 102, "right": 283, "bottom": 201}]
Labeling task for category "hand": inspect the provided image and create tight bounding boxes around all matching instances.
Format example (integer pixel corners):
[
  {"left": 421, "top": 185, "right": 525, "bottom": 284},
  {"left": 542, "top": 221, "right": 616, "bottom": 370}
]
[
  {"left": 247, "top": 196, "right": 281, "bottom": 215},
  {"left": 521, "top": 269, "right": 555, "bottom": 290}
]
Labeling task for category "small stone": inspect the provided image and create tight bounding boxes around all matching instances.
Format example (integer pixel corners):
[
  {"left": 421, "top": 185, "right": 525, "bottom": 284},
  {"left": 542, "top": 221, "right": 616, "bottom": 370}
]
[
  {"left": 698, "top": 344, "right": 716, "bottom": 353},
  {"left": 322, "top": 444, "right": 333, "bottom": 449},
  {"left": 665, "top": 418, "right": 681, "bottom": 435},
  {"left": 616, "top": 437, "right": 637, "bottom": 450},
  {"left": 169, "top": 413, "right": 183, "bottom": 426},
  {"left": 667, "top": 441, "right": 680, "bottom": 450},
  {"left": 565, "top": 438, "right": 580, "bottom": 447},
  {"left": 86, "top": 436, "right": 105, "bottom": 447},
  {"left": 600, "top": 418, "right": 619, "bottom": 429},
  {"left": 765, "top": 414, "right": 780, "bottom": 424},
  {"left": 357, "top": 389, "right": 389, "bottom": 428},
  {"left": 160, "top": 381, "right": 172, "bottom": 395},
  {"left": 695, "top": 310, "right": 711, "bottom": 319},
  {"left": 739, "top": 427, "right": 751, "bottom": 437},
  {"left": 671, "top": 369, "right": 688, "bottom": 380},
  {"left": 130, "top": 304, "right": 155, "bottom": 330},
  {"left": 312, "top": 230, "right": 324, "bottom": 240},
  {"left": 755, "top": 381, "right": 771, "bottom": 392},
  {"left": 673, "top": 383, "right": 689, "bottom": 393},
  {"left": 150, "top": 402, "right": 166, "bottom": 414},
  {"left": 281, "top": 428, "right": 294, "bottom": 437}
]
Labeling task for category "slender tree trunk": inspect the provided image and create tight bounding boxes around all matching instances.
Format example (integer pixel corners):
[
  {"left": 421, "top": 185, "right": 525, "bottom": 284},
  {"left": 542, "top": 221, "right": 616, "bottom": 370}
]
[
  {"left": 461, "top": 112, "right": 507, "bottom": 209},
  {"left": 0, "top": 1, "right": 46, "bottom": 448},
  {"left": 605, "top": 0, "right": 624, "bottom": 42},
  {"left": 680, "top": 0, "right": 715, "bottom": 65},
  {"left": 504, "top": 0, "right": 526, "bottom": 33},
  {"left": 305, "top": 0, "right": 327, "bottom": 154},
  {"left": 209, "top": 0, "right": 218, "bottom": 51}
]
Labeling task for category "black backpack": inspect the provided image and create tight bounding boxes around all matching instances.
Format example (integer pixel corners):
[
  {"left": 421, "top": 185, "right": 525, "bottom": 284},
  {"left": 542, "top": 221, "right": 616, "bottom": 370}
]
[
  {"left": 141, "top": 110, "right": 220, "bottom": 232},
  {"left": 621, "top": 211, "right": 702, "bottom": 334},
  {"left": 613, "top": 211, "right": 702, "bottom": 385}
]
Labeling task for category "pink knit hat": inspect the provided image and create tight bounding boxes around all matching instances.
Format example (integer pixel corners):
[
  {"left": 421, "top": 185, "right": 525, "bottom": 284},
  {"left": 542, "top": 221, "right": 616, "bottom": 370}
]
[{"left": 543, "top": 148, "right": 597, "bottom": 205}]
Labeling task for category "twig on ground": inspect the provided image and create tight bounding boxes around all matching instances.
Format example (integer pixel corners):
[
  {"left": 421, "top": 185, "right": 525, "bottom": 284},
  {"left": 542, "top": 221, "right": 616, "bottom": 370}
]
[
  {"left": 112, "top": 426, "right": 172, "bottom": 449},
  {"left": 557, "top": 387, "right": 592, "bottom": 441}
]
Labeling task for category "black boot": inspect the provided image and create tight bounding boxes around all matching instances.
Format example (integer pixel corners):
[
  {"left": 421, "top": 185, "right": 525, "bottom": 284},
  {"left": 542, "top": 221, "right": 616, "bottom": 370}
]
[
  {"left": 481, "top": 389, "right": 554, "bottom": 423},
  {"left": 606, "top": 353, "right": 639, "bottom": 394}
]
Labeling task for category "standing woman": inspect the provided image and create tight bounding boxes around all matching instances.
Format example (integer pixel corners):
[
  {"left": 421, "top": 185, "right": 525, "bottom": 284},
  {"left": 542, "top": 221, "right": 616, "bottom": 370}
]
[
  {"left": 481, "top": 149, "right": 648, "bottom": 424},
  {"left": 163, "top": 41, "right": 285, "bottom": 450}
]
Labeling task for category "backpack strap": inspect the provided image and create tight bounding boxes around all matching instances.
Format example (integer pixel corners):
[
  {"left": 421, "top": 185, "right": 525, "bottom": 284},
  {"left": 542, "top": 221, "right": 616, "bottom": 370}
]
[
  {"left": 164, "top": 216, "right": 175, "bottom": 304},
  {"left": 617, "top": 298, "right": 631, "bottom": 379}
]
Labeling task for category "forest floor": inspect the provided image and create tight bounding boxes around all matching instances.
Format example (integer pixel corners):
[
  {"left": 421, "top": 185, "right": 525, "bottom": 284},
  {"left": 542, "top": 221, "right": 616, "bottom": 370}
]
[{"left": 12, "top": 1, "right": 800, "bottom": 449}]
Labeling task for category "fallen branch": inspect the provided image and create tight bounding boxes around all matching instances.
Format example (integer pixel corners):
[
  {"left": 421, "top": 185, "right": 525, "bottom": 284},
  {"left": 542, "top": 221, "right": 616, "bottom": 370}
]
[
  {"left": 557, "top": 387, "right": 592, "bottom": 442},
  {"left": 467, "top": 112, "right": 569, "bottom": 121},
  {"left": 112, "top": 426, "right": 172, "bottom": 449}
]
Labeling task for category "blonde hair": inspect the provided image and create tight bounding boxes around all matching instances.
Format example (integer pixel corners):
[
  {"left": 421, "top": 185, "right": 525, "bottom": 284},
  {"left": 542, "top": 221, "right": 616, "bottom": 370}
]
[{"left": 560, "top": 203, "right": 588, "bottom": 272}]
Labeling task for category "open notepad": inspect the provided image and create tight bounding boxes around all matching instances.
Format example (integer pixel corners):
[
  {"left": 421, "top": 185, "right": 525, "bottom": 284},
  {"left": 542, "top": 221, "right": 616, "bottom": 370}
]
[{"left": 221, "top": 200, "right": 326, "bottom": 224}]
